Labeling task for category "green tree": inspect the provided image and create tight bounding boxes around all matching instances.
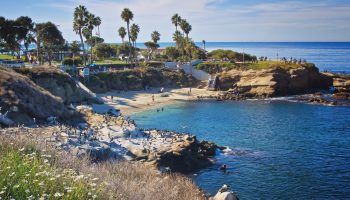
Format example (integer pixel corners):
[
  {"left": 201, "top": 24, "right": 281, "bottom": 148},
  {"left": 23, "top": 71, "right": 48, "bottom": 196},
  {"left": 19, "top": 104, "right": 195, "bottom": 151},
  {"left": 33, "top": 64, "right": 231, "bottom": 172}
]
[
  {"left": 165, "top": 46, "right": 179, "bottom": 61},
  {"left": 144, "top": 41, "right": 159, "bottom": 61},
  {"left": 15, "top": 16, "right": 34, "bottom": 60},
  {"left": 94, "top": 43, "right": 114, "bottom": 59},
  {"left": 202, "top": 40, "right": 206, "bottom": 51},
  {"left": 118, "top": 27, "right": 126, "bottom": 43},
  {"left": 84, "top": 13, "right": 102, "bottom": 64},
  {"left": 180, "top": 19, "right": 192, "bottom": 39},
  {"left": 151, "top": 31, "right": 160, "bottom": 44},
  {"left": 73, "top": 5, "right": 88, "bottom": 65},
  {"left": 36, "top": 22, "right": 64, "bottom": 66},
  {"left": 121, "top": 8, "right": 133, "bottom": 45},
  {"left": 130, "top": 23, "right": 140, "bottom": 48},
  {"left": 69, "top": 41, "right": 81, "bottom": 65},
  {"left": 171, "top": 14, "right": 181, "bottom": 31}
]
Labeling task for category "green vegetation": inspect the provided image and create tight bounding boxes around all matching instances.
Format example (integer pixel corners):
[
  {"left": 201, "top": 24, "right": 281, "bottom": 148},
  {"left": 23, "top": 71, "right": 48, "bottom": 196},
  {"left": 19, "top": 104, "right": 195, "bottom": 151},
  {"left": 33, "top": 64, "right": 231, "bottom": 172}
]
[
  {"left": 0, "top": 143, "right": 98, "bottom": 200},
  {"left": 0, "top": 54, "right": 14, "bottom": 60},
  {"left": 196, "top": 61, "right": 236, "bottom": 74},
  {"left": 208, "top": 49, "right": 257, "bottom": 62},
  {"left": 63, "top": 56, "right": 83, "bottom": 66},
  {"left": 246, "top": 61, "right": 316, "bottom": 70},
  {"left": 94, "top": 59, "right": 127, "bottom": 65}
]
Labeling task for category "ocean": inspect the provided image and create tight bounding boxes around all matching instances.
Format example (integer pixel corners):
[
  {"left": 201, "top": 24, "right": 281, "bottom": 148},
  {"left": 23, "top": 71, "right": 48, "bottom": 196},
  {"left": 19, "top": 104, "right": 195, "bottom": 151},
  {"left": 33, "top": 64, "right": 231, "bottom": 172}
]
[
  {"left": 131, "top": 101, "right": 350, "bottom": 199},
  {"left": 138, "top": 42, "right": 350, "bottom": 73}
]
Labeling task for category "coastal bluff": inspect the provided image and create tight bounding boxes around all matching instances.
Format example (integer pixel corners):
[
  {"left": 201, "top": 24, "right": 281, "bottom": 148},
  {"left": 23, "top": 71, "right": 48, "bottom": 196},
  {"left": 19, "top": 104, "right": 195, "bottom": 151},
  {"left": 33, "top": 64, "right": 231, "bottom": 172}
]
[{"left": 215, "top": 64, "right": 333, "bottom": 98}]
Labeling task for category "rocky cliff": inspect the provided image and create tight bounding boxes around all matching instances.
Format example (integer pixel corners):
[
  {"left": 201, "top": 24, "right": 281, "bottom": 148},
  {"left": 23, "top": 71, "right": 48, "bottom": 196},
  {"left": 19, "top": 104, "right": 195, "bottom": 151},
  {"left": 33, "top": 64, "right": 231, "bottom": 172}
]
[
  {"left": 15, "top": 67, "right": 100, "bottom": 104},
  {"left": 84, "top": 67, "right": 198, "bottom": 93},
  {"left": 0, "top": 67, "right": 79, "bottom": 126},
  {"left": 216, "top": 65, "right": 332, "bottom": 98}
]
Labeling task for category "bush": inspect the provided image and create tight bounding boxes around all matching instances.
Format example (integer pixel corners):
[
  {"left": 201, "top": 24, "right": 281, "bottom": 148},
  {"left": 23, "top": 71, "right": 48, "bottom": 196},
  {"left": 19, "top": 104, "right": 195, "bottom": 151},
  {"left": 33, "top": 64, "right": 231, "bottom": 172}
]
[
  {"left": 62, "top": 57, "right": 82, "bottom": 66},
  {"left": 196, "top": 62, "right": 236, "bottom": 74},
  {"left": 208, "top": 49, "right": 256, "bottom": 62},
  {"left": 0, "top": 148, "right": 98, "bottom": 200}
]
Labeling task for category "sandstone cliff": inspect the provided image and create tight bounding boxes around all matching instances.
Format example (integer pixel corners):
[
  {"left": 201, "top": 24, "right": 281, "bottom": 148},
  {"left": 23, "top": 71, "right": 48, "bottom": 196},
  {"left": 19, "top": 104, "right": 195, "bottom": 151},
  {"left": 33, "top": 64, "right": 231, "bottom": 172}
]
[
  {"left": 0, "top": 67, "right": 79, "bottom": 125},
  {"left": 216, "top": 65, "right": 332, "bottom": 98},
  {"left": 15, "top": 67, "right": 100, "bottom": 104}
]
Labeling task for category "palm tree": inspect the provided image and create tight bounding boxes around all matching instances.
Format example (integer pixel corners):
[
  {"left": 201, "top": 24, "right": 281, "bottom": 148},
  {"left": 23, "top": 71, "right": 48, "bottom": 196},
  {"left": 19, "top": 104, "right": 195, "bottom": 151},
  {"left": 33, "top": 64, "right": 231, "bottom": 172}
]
[
  {"left": 130, "top": 23, "right": 140, "bottom": 48},
  {"left": 173, "top": 30, "right": 182, "bottom": 48},
  {"left": 180, "top": 19, "right": 192, "bottom": 39},
  {"left": 85, "top": 13, "right": 101, "bottom": 64},
  {"left": 202, "top": 40, "right": 206, "bottom": 51},
  {"left": 171, "top": 14, "right": 181, "bottom": 31},
  {"left": 118, "top": 27, "right": 126, "bottom": 43},
  {"left": 73, "top": 5, "right": 88, "bottom": 65},
  {"left": 151, "top": 31, "right": 161, "bottom": 44},
  {"left": 121, "top": 8, "right": 134, "bottom": 45},
  {"left": 95, "top": 16, "right": 101, "bottom": 36}
]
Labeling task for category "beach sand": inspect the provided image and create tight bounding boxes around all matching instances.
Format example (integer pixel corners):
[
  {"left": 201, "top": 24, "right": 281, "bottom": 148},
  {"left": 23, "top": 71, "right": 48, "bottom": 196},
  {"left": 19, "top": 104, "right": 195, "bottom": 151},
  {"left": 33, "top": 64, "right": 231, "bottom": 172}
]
[{"left": 94, "top": 87, "right": 219, "bottom": 116}]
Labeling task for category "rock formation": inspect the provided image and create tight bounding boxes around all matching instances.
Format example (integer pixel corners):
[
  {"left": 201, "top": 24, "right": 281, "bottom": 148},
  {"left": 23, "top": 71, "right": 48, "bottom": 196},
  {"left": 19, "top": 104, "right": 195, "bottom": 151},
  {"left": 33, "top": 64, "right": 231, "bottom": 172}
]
[{"left": 216, "top": 65, "right": 332, "bottom": 98}]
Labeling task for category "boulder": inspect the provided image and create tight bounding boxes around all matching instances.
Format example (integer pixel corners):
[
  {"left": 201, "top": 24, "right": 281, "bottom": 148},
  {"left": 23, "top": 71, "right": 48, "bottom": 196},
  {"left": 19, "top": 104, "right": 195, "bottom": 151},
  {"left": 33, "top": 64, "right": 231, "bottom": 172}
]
[{"left": 213, "top": 185, "right": 239, "bottom": 200}]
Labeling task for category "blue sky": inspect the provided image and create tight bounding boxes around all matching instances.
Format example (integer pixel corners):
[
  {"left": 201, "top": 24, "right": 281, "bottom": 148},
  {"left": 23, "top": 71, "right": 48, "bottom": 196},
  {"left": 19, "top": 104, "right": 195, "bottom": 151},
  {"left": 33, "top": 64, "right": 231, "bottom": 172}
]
[{"left": 1, "top": 0, "right": 350, "bottom": 42}]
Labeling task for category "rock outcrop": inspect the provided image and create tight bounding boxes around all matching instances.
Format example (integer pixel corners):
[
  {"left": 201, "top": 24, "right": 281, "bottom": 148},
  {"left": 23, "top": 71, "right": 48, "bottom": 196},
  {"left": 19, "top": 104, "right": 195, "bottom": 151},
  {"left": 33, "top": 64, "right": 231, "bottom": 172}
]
[
  {"left": 0, "top": 67, "right": 79, "bottom": 126},
  {"left": 15, "top": 67, "right": 101, "bottom": 104},
  {"left": 216, "top": 65, "right": 332, "bottom": 98},
  {"left": 83, "top": 67, "right": 198, "bottom": 93},
  {"left": 212, "top": 185, "right": 239, "bottom": 200}
]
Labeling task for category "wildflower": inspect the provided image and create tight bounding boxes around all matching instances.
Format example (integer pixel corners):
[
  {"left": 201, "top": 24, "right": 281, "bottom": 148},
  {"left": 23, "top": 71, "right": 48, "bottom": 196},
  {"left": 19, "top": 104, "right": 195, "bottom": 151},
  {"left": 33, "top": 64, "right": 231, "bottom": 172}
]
[
  {"left": 54, "top": 192, "right": 63, "bottom": 197},
  {"left": 25, "top": 174, "right": 30, "bottom": 177},
  {"left": 49, "top": 177, "right": 55, "bottom": 181},
  {"left": 19, "top": 148, "right": 25, "bottom": 152},
  {"left": 0, "top": 190, "right": 5, "bottom": 195},
  {"left": 92, "top": 195, "right": 97, "bottom": 199},
  {"left": 92, "top": 178, "right": 99, "bottom": 181},
  {"left": 27, "top": 195, "right": 34, "bottom": 200},
  {"left": 55, "top": 174, "right": 61, "bottom": 178},
  {"left": 6, "top": 167, "right": 10, "bottom": 169},
  {"left": 74, "top": 175, "right": 84, "bottom": 181},
  {"left": 90, "top": 183, "right": 96, "bottom": 187},
  {"left": 88, "top": 192, "right": 92, "bottom": 196},
  {"left": 39, "top": 182, "right": 45, "bottom": 187},
  {"left": 9, "top": 172, "right": 15, "bottom": 177},
  {"left": 13, "top": 185, "right": 20, "bottom": 189},
  {"left": 67, "top": 189, "right": 72, "bottom": 193},
  {"left": 25, "top": 189, "right": 30, "bottom": 193},
  {"left": 43, "top": 159, "right": 49, "bottom": 164}
]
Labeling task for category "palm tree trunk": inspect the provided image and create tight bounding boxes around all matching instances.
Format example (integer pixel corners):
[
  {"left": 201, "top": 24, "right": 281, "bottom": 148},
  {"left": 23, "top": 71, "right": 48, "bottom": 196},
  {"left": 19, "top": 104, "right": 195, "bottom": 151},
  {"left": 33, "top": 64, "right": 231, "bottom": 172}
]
[
  {"left": 79, "top": 29, "right": 86, "bottom": 66},
  {"left": 126, "top": 22, "right": 131, "bottom": 63}
]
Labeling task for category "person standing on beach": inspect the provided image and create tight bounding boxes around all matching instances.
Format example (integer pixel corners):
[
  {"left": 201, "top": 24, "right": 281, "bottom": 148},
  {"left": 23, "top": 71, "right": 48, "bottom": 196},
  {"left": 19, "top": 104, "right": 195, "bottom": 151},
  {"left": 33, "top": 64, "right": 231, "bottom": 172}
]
[{"left": 152, "top": 94, "right": 155, "bottom": 102}]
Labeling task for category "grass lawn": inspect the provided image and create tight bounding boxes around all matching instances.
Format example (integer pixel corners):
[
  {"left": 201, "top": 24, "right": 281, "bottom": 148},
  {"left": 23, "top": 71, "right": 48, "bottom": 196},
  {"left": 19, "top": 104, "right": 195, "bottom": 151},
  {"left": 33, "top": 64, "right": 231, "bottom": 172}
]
[
  {"left": 94, "top": 60, "right": 127, "bottom": 64},
  {"left": 0, "top": 54, "right": 15, "bottom": 60},
  {"left": 246, "top": 61, "right": 302, "bottom": 70}
]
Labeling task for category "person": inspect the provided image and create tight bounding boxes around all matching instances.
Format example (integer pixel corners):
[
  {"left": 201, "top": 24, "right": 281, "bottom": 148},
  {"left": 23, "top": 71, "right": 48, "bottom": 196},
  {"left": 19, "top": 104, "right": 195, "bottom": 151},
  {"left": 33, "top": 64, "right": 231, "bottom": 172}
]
[
  {"left": 152, "top": 94, "right": 155, "bottom": 102},
  {"left": 160, "top": 87, "right": 164, "bottom": 93},
  {"left": 161, "top": 107, "right": 164, "bottom": 112},
  {"left": 111, "top": 95, "right": 114, "bottom": 101}
]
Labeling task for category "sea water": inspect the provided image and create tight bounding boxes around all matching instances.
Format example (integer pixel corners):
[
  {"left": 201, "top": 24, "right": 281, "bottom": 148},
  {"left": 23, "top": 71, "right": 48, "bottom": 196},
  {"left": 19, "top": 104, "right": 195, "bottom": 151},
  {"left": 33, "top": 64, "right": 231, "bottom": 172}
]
[{"left": 131, "top": 101, "right": 350, "bottom": 199}]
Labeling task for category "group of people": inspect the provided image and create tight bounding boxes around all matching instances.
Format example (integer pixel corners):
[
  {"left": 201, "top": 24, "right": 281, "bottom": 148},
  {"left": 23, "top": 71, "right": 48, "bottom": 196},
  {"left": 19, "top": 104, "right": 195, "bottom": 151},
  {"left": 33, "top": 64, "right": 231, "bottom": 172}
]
[{"left": 280, "top": 57, "right": 307, "bottom": 64}]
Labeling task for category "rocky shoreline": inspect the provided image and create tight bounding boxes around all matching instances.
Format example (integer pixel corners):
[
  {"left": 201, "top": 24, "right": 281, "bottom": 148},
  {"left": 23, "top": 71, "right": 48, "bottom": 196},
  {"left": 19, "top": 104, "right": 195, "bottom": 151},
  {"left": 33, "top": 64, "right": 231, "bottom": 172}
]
[{"left": 1, "top": 107, "right": 217, "bottom": 174}]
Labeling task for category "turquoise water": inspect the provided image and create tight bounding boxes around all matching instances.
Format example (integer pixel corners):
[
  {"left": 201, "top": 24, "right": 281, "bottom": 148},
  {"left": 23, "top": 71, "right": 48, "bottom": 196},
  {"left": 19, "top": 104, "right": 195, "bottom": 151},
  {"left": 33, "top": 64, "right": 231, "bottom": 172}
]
[{"left": 131, "top": 101, "right": 350, "bottom": 199}]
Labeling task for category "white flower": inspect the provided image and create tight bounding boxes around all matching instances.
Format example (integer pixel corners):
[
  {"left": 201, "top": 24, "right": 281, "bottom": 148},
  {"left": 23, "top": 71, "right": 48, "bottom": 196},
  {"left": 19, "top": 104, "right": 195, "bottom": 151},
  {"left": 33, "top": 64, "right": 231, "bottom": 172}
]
[
  {"left": 25, "top": 189, "right": 30, "bottom": 193},
  {"left": 92, "top": 178, "right": 99, "bottom": 181},
  {"left": 39, "top": 182, "right": 45, "bottom": 186},
  {"left": 19, "top": 148, "right": 25, "bottom": 152},
  {"left": 54, "top": 192, "right": 63, "bottom": 197},
  {"left": 13, "top": 185, "right": 20, "bottom": 189},
  {"left": 9, "top": 172, "right": 15, "bottom": 177},
  {"left": 88, "top": 192, "right": 92, "bottom": 196},
  {"left": 0, "top": 190, "right": 5, "bottom": 195},
  {"left": 49, "top": 177, "right": 55, "bottom": 181},
  {"left": 90, "top": 183, "right": 96, "bottom": 187},
  {"left": 92, "top": 195, "right": 97, "bottom": 199}
]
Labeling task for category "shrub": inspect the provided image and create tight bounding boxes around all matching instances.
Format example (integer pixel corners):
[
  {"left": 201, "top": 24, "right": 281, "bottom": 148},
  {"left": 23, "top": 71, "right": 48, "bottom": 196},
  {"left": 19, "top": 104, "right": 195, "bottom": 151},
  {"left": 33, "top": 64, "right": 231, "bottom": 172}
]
[
  {"left": 0, "top": 148, "right": 98, "bottom": 200},
  {"left": 62, "top": 57, "right": 82, "bottom": 66},
  {"left": 196, "top": 62, "right": 236, "bottom": 74}
]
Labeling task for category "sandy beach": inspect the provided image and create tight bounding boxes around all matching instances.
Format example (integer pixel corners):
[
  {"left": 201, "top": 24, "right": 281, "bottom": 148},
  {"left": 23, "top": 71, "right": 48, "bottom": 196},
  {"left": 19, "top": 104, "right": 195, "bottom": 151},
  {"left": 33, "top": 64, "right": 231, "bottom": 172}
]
[{"left": 94, "top": 87, "right": 219, "bottom": 116}]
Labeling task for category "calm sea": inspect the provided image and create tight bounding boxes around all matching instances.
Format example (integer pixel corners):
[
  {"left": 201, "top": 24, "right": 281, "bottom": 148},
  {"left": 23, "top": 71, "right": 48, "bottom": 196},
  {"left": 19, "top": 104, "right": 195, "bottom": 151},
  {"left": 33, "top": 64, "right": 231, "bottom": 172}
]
[
  {"left": 131, "top": 101, "right": 350, "bottom": 199},
  {"left": 138, "top": 42, "right": 350, "bottom": 73}
]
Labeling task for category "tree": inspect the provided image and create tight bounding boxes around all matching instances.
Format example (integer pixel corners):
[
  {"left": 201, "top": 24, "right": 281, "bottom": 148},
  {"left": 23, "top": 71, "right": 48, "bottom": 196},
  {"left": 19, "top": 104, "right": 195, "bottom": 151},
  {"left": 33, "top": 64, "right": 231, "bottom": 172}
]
[
  {"left": 121, "top": 8, "right": 133, "bottom": 45},
  {"left": 84, "top": 13, "right": 102, "bottom": 64},
  {"left": 73, "top": 5, "right": 88, "bottom": 65},
  {"left": 130, "top": 23, "right": 140, "bottom": 48},
  {"left": 202, "top": 40, "right": 206, "bottom": 51},
  {"left": 118, "top": 27, "right": 126, "bottom": 43},
  {"left": 180, "top": 19, "right": 192, "bottom": 38},
  {"left": 144, "top": 41, "right": 159, "bottom": 61},
  {"left": 15, "top": 16, "right": 34, "bottom": 60},
  {"left": 151, "top": 31, "right": 160, "bottom": 44},
  {"left": 171, "top": 14, "right": 181, "bottom": 31},
  {"left": 70, "top": 41, "right": 81, "bottom": 65},
  {"left": 36, "top": 22, "right": 64, "bottom": 66},
  {"left": 94, "top": 43, "right": 114, "bottom": 59},
  {"left": 165, "top": 46, "right": 179, "bottom": 61}
]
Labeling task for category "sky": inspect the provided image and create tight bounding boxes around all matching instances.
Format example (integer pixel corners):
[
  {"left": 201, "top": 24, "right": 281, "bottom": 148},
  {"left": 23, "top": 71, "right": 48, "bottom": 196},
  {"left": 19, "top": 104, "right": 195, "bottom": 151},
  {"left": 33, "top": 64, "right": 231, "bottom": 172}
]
[{"left": 1, "top": 0, "right": 350, "bottom": 43}]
